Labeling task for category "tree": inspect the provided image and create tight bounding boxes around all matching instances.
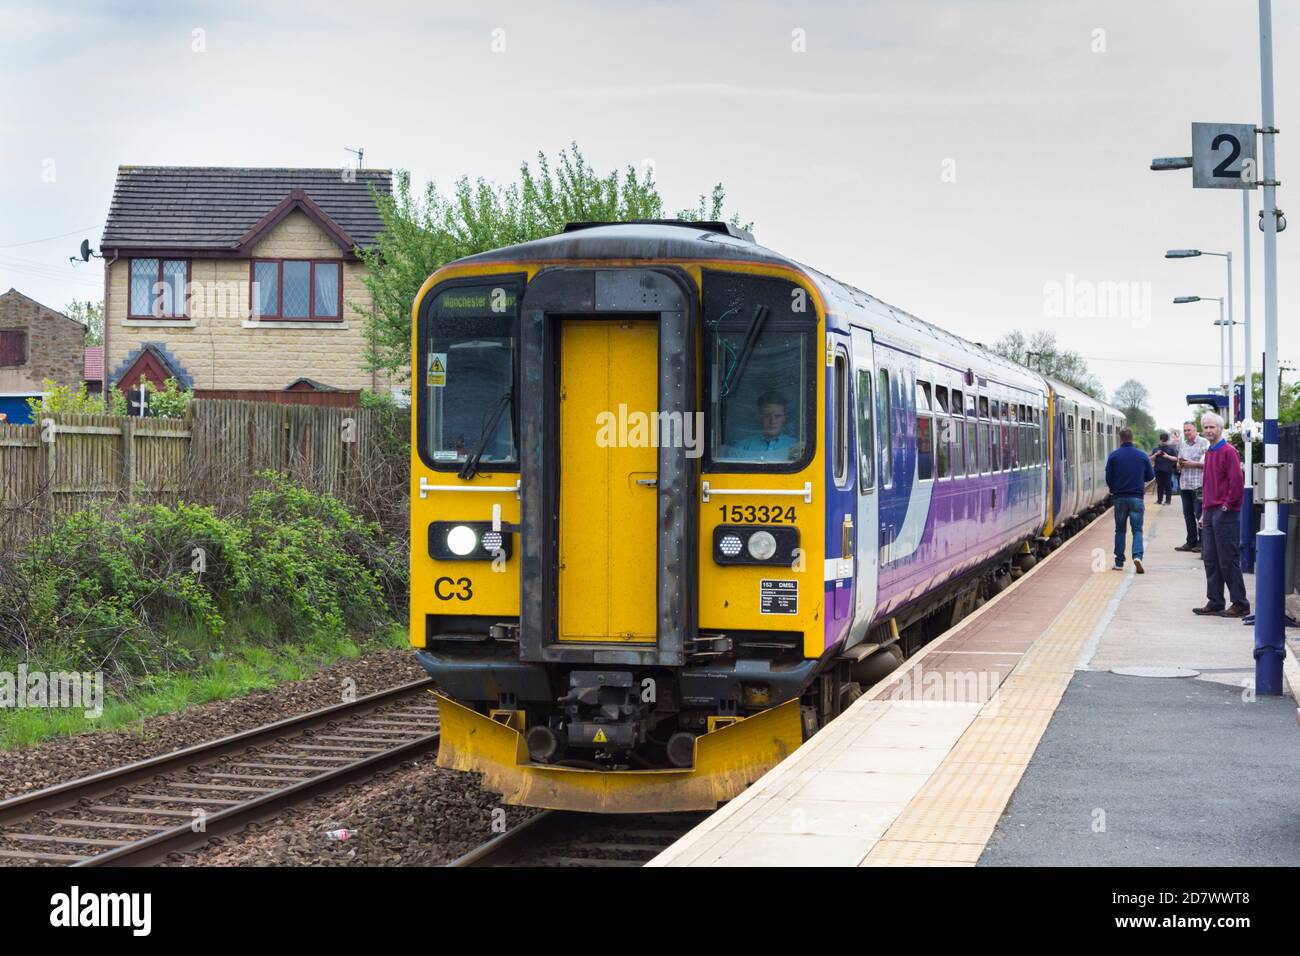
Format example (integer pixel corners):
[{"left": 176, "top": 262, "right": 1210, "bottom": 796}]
[
  {"left": 1112, "top": 378, "right": 1148, "bottom": 414},
  {"left": 65, "top": 299, "right": 103, "bottom": 346},
  {"left": 991, "top": 329, "right": 1104, "bottom": 399},
  {"left": 1112, "top": 377, "right": 1158, "bottom": 449},
  {"left": 354, "top": 143, "right": 746, "bottom": 379}
]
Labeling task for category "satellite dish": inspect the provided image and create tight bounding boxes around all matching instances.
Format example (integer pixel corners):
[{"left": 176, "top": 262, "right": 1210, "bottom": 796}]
[{"left": 79, "top": 239, "right": 91, "bottom": 262}]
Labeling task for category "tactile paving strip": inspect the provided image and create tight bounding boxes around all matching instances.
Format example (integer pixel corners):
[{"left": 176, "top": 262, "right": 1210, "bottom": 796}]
[{"left": 859, "top": 509, "right": 1159, "bottom": 866}]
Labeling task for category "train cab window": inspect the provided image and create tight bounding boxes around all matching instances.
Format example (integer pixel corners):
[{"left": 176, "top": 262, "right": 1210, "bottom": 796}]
[
  {"left": 916, "top": 380, "right": 934, "bottom": 481},
  {"left": 419, "top": 281, "right": 521, "bottom": 470},
  {"left": 1036, "top": 407, "right": 1044, "bottom": 464},
  {"left": 877, "top": 367, "right": 893, "bottom": 487},
  {"left": 935, "top": 386, "right": 952, "bottom": 479},
  {"left": 704, "top": 272, "right": 815, "bottom": 471},
  {"left": 833, "top": 350, "right": 849, "bottom": 487},
  {"left": 856, "top": 370, "right": 875, "bottom": 492}
]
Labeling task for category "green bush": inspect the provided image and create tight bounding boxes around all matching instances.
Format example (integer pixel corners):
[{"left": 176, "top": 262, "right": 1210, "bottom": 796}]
[{"left": 0, "top": 473, "right": 406, "bottom": 686}]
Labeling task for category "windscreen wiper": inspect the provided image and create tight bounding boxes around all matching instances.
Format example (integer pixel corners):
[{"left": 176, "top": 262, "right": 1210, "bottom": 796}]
[
  {"left": 720, "top": 304, "right": 770, "bottom": 398},
  {"left": 459, "top": 390, "right": 512, "bottom": 480}
]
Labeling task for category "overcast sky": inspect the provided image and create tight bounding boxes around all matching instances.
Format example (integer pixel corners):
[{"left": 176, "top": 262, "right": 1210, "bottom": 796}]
[{"left": 1, "top": 0, "right": 1295, "bottom": 429}]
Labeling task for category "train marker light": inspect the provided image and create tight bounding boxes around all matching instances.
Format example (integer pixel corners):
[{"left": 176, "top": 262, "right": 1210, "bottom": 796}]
[{"left": 719, "top": 534, "right": 743, "bottom": 557}]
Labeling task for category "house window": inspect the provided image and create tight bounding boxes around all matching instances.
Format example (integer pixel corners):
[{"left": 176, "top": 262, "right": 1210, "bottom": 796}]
[
  {"left": 250, "top": 259, "right": 342, "bottom": 321},
  {"left": 129, "top": 258, "right": 190, "bottom": 318},
  {"left": 0, "top": 330, "right": 27, "bottom": 367}
]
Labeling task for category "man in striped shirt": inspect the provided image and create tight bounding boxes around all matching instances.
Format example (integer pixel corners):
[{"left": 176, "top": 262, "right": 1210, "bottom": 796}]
[{"left": 1175, "top": 420, "right": 1209, "bottom": 552}]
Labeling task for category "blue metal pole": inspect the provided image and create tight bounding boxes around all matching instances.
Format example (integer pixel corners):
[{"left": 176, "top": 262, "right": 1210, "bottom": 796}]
[{"left": 1253, "top": 0, "right": 1284, "bottom": 696}]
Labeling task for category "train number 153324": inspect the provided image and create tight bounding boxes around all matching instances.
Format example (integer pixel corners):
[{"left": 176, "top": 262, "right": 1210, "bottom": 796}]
[{"left": 719, "top": 504, "right": 797, "bottom": 524}]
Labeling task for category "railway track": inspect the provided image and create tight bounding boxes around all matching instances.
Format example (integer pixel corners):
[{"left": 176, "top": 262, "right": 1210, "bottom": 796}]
[
  {"left": 0, "top": 679, "right": 439, "bottom": 866},
  {"left": 447, "top": 809, "right": 707, "bottom": 867}
]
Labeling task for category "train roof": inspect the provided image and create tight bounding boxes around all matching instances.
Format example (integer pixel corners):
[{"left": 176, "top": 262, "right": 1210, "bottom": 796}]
[
  {"left": 456, "top": 221, "right": 1050, "bottom": 390},
  {"left": 1046, "top": 376, "right": 1124, "bottom": 418}
]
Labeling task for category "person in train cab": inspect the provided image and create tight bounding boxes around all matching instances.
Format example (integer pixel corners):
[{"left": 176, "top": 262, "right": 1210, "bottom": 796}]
[
  {"left": 1175, "top": 420, "right": 1209, "bottom": 552},
  {"left": 730, "top": 391, "right": 801, "bottom": 461},
  {"left": 1150, "top": 432, "right": 1179, "bottom": 505},
  {"left": 1104, "top": 426, "right": 1154, "bottom": 574},
  {"left": 1193, "top": 412, "right": 1250, "bottom": 618}
]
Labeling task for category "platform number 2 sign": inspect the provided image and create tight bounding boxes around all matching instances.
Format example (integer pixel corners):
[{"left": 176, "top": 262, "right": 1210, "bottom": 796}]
[{"left": 1192, "top": 122, "right": 1257, "bottom": 189}]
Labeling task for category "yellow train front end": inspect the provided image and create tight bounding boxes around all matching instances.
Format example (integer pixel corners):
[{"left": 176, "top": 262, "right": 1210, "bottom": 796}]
[{"left": 410, "top": 224, "right": 829, "bottom": 812}]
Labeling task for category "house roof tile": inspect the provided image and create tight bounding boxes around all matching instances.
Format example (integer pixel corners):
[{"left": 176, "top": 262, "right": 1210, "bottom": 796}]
[{"left": 100, "top": 166, "right": 392, "bottom": 253}]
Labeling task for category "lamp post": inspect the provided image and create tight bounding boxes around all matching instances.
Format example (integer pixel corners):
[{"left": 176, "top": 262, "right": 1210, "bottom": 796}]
[
  {"left": 1172, "top": 296, "right": 1227, "bottom": 395},
  {"left": 1254, "top": 0, "right": 1285, "bottom": 696},
  {"left": 1165, "top": 250, "right": 1237, "bottom": 400}
]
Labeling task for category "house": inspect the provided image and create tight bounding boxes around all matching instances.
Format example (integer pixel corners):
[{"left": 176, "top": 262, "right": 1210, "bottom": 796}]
[
  {"left": 99, "top": 166, "right": 393, "bottom": 406},
  {"left": 84, "top": 345, "right": 104, "bottom": 397},
  {"left": 0, "top": 289, "right": 87, "bottom": 424}
]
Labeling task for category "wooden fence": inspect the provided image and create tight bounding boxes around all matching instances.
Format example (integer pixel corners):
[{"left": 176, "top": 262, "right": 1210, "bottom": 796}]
[{"left": 0, "top": 399, "right": 399, "bottom": 544}]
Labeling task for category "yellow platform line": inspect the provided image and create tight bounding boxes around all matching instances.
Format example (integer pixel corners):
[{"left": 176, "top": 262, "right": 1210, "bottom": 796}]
[{"left": 861, "top": 502, "right": 1165, "bottom": 867}]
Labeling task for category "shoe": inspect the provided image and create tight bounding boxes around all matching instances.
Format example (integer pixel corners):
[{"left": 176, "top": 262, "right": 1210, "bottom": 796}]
[
  {"left": 1134, "top": 559, "right": 1144, "bottom": 574},
  {"left": 1191, "top": 545, "right": 1202, "bottom": 552},
  {"left": 1112, "top": 563, "right": 1124, "bottom": 571},
  {"left": 1193, "top": 604, "right": 1225, "bottom": 615},
  {"left": 1217, "top": 603, "right": 1250, "bottom": 618},
  {"left": 1175, "top": 544, "right": 1196, "bottom": 552}
]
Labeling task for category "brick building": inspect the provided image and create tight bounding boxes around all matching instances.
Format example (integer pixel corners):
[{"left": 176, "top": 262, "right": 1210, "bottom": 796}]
[
  {"left": 99, "top": 166, "right": 393, "bottom": 405},
  {"left": 0, "top": 289, "right": 88, "bottom": 424}
]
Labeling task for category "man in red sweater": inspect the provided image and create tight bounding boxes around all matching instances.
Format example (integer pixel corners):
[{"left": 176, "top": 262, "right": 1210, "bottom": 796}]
[{"left": 1193, "top": 412, "right": 1250, "bottom": 617}]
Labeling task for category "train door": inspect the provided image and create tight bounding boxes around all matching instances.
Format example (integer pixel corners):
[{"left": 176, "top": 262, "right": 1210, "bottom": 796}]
[
  {"left": 557, "top": 318, "right": 659, "bottom": 642},
  {"left": 848, "top": 326, "right": 879, "bottom": 640}
]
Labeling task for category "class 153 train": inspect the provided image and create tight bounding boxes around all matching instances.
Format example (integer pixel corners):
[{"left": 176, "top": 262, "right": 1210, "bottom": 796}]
[{"left": 409, "top": 221, "right": 1123, "bottom": 813}]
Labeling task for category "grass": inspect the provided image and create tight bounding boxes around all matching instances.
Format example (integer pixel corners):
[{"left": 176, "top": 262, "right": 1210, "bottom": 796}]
[{"left": 0, "top": 615, "right": 410, "bottom": 751}]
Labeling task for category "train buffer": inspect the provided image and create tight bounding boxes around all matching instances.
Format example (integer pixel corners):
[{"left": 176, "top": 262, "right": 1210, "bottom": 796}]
[{"left": 650, "top": 495, "right": 1300, "bottom": 867}]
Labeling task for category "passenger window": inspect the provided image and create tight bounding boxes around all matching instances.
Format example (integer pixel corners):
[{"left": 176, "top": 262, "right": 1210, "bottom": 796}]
[
  {"left": 916, "top": 380, "right": 934, "bottom": 481},
  {"left": 856, "top": 369, "right": 875, "bottom": 492},
  {"left": 935, "top": 386, "right": 951, "bottom": 479},
  {"left": 877, "top": 368, "right": 893, "bottom": 487},
  {"left": 999, "top": 401, "right": 1011, "bottom": 472},
  {"left": 977, "top": 395, "right": 990, "bottom": 474},
  {"left": 833, "top": 350, "right": 849, "bottom": 486},
  {"left": 956, "top": 390, "right": 967, "bottom": 478}
]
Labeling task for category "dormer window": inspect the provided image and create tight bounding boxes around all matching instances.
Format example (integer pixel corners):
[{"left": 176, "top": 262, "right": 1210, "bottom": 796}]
[
  {"left": 129, "top": 258, "right": 190, "bottom": 318},
  {"left": 250, "top": 259, "right": 342, "bottom": 321}
]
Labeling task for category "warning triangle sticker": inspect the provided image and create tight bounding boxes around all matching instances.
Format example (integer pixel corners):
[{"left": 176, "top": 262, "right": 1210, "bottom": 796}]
[
  {"left": 592, "top": 728, "right": 608, "bottom": 744},
  {"left": 430, "top": 356, "right": 445, "bottom": 373}
]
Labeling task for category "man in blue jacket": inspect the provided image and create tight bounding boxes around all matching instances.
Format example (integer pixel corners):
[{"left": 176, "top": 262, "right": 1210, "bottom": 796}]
[{"left": 1105, "top": 426, "right": 1155, "bottom": 573}]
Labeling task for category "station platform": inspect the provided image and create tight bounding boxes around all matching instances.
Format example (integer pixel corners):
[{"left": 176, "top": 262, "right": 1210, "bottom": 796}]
[{"left": 649, "top": 496, "right": 1300, "bottom": 867}]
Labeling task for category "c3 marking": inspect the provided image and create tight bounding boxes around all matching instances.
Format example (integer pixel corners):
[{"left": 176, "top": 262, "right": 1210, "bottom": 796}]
[{"left": 434, "top": 576, "right": 473, "bottom": 601}]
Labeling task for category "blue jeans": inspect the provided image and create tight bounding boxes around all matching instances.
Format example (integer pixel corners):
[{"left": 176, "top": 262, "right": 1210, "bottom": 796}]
[{"left": 1113, "top": 495, "right": 1145, "bottom": 565}]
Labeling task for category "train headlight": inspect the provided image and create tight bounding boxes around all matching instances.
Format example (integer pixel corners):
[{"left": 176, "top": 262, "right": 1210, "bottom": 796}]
[
  {"left": 446, "top": 525, "right": 479, "bottom": 556},
  {"left": 429, "top": 521, "right": 513, "bottom": 561},
  {"left": 719, "top": 534, "right": 743, "bottom": 557},
  {"left": 746, "top": 530, "right": 778, "bottom": 561}
]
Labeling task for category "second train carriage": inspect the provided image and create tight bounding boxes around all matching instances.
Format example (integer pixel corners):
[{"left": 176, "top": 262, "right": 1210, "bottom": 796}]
[{"left": 410, "top": 221, "right": 1122, "bottom": 812}]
